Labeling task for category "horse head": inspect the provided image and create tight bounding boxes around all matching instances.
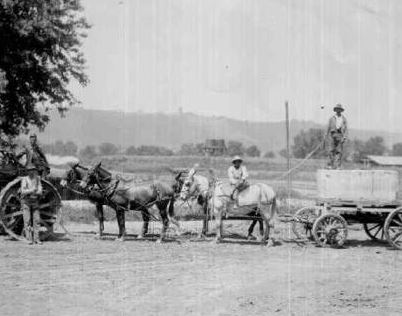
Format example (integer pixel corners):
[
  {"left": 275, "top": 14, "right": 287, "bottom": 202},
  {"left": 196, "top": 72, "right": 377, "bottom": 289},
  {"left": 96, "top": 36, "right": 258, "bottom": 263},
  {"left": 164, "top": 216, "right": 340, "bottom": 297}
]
[
  {"left": 172, "top": 171, "right": 185, "bottom": 194},
  {"left": 60, "top": 162, "right": 87, "bottom": 188},
  {"left": 180, "top": 165, "right": 206, "bottom": 201},
  {"left": 80, "top": 161, "right": 112, "bottom": 189}
]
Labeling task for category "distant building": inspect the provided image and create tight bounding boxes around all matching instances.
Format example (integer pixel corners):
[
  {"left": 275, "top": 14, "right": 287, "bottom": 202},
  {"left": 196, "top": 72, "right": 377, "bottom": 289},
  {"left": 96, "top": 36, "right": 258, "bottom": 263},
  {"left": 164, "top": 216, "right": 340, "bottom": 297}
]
[
  {"left": 365, "top": 155, "right": 402, "bottom": 167},
  {"left": 204, "top": 139, "right": 227, "bottom": 156}
]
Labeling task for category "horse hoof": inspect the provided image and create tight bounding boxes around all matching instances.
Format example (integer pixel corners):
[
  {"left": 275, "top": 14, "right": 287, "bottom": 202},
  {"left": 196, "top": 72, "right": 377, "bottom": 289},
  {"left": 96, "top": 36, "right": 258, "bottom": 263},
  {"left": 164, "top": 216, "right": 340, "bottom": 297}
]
[
  {"left": 214, "top": 238, "right": 221, "bottom": 244},
  {"left": 247, "top": 235, "right": 257, "bottom": 241},
  {"left": 156, "top": 239, "right": 163, "bottom": 244},
  {"left": 266, "top": 239, "right": 274, "bottom": 247},
  {"left": 115, "top": 237, "right": 125, "bottom": 242},
  {"left": 137, "top": 235, "right": 144, "bottom": 240}
]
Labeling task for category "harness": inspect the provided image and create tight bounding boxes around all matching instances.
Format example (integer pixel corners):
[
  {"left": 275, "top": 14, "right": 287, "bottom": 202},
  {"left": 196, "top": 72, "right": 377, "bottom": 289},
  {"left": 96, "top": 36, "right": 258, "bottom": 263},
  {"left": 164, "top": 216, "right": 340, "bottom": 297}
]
[{"left": 90, "top": 170, "right": 174, "bottom": 222}]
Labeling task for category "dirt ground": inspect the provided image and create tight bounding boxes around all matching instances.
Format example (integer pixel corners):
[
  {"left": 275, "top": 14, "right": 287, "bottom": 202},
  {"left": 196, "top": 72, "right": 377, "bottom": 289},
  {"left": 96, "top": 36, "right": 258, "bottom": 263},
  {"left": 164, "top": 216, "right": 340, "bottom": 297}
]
[{"left": 0, "top": 220, "right": 401, "bottom": 316}]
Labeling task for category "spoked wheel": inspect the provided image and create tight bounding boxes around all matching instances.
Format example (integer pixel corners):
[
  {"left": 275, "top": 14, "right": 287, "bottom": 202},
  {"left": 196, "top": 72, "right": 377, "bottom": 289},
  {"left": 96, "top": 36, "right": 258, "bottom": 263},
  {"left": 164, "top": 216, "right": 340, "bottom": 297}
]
[
  {"left": 292, "top": 207, "right": 318, "bottom": 241},
  {"left": 363, "top": 223, "right": 386, "bottom": 242},
  {"left": 312, "top": 214, "right": 348, "bottom": 248},
  {"left": 384, "top": 207, "right": 402, "bottom": 250},
  {"left": 0, "top": 178, "right": 65, "bottom": 242}
]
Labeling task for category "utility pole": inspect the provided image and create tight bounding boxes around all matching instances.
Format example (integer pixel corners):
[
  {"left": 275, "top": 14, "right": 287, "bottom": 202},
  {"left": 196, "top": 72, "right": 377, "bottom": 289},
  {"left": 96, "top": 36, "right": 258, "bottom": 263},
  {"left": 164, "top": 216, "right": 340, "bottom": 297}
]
[{"left": 285, "top": 101, "right": 291, "bottom": 204}]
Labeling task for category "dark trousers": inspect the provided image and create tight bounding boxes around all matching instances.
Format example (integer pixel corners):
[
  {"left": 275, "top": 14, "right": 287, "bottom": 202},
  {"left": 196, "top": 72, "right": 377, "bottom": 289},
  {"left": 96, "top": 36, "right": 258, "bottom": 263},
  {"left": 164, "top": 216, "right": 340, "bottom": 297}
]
[{"left": 328, "top": 132, "right": 344, "bottom": 169}]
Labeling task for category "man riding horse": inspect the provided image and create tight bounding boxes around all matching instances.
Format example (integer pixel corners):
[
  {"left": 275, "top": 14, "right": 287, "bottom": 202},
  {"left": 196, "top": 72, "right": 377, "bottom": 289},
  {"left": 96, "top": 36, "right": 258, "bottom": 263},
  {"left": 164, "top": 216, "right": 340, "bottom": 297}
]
[{"left": 228, "top": 156, "right": 249, "bottom": 206}]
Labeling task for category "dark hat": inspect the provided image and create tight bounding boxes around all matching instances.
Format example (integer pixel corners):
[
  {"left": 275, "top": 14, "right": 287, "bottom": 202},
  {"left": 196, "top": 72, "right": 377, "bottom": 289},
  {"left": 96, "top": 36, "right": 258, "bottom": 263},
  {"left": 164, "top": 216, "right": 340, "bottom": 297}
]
[{"left": 333, "top": 104, "right": 345, "bottom": 112}]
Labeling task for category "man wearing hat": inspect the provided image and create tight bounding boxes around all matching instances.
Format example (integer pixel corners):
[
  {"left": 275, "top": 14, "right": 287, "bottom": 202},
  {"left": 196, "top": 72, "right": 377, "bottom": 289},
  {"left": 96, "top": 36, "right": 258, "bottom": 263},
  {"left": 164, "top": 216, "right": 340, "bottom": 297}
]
[
  {"left": 20, "top": 134, "right": 50, "bottom": 176},
  {"left": 228, "top": 156, "right": 249, "bottom": 204},
  {"left": 21, "top": 164, "right": 43, "bottom": 244},
  {"left": 326, "top": 104, "right": 348, "bottom": 169}
]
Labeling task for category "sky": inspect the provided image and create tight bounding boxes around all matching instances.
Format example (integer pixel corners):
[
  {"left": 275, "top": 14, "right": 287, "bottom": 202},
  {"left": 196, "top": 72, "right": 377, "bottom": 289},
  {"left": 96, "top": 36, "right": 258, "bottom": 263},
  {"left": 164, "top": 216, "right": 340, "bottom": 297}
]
[{"left": 73, "top": 0, "right": 402, "bottom": 131}]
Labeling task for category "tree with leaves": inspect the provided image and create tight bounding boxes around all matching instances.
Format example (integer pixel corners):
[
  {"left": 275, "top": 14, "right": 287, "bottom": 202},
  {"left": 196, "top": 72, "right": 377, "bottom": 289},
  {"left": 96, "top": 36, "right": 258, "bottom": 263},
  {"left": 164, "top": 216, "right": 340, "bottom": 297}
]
[
  {"left": 0, "top": 0, "right": 89, "bottom": 136},
  {"left": 292, "top": 128, "right": 326, "bottom": 159},
  {"left": 79, "top": 145, "right": 97, "bottom": 160},
  {"left": 264, "top": 151, "right": 275, "bottom": 158},
  {"left": 245, "top": 145, "right": 261, "bottom": 157},
  {"left": 227, "top": 140, "right": 245, "bottom": 157},
  {"left": 392, "top": 143, "right": 402, "bottom": 156},
  {"left": 98, "top": 142, "right": 118, "bottom": 156}
]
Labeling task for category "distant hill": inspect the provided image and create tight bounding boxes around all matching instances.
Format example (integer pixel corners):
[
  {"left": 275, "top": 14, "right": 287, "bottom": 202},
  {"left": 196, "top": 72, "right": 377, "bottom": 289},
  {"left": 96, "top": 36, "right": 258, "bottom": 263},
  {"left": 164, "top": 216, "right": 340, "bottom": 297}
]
[{"left": 36, "top": 108, "right": 402, "bottom": 153}]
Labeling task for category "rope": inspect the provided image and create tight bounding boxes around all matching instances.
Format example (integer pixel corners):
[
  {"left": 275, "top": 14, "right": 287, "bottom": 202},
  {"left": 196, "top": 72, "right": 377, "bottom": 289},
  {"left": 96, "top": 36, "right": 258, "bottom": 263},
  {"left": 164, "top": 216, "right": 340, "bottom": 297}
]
[{"left": 272, "top": 140, "right": 325, "bottom": 181}]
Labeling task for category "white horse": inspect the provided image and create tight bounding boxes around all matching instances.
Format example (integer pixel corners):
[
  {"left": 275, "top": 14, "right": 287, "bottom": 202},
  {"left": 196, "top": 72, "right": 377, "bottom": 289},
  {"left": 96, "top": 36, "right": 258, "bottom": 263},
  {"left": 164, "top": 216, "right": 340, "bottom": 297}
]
[{"left": 180, "top": 169, "right": 277, "bottom": 245}]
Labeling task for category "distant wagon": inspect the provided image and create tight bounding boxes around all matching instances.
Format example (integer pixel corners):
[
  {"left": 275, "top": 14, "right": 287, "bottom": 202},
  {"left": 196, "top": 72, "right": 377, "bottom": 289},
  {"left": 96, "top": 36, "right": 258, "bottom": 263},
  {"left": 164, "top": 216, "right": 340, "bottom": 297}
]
[
  {"left": 204, "top": 139, "right": 226, "bottom": 156},
  {"left": 0, "top": 148, "right": 63, "bottom": 241},
  {"left": 292, "top": 169, "right": 402, "bottom": 249}
]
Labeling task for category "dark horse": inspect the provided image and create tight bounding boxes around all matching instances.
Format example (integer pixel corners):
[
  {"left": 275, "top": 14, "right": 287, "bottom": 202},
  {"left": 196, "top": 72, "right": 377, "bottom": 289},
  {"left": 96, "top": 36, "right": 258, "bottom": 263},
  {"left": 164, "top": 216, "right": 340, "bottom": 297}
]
[
  {"left": 60, "top": 163, "right": 108, "bottom": 237},
  {"left": 78, "top": 162, "right": 183, "bottom": 242}
]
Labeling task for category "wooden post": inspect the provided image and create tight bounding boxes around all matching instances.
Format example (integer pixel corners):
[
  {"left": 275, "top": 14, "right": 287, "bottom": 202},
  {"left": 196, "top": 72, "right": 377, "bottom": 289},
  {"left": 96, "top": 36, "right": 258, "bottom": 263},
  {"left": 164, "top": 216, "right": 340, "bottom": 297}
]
[{"left": 285, "top": 101, "right": 291, "bottom": 204}]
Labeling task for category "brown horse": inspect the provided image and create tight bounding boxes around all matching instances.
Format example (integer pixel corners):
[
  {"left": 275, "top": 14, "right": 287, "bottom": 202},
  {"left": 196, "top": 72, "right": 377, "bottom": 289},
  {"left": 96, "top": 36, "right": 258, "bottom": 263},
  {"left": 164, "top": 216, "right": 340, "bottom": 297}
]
[
  {"left": 79, "top": 162, "right": 183, "bottom": 242},
  {"left": 61, "top": 163, "right": 109, "bottom": 237}
]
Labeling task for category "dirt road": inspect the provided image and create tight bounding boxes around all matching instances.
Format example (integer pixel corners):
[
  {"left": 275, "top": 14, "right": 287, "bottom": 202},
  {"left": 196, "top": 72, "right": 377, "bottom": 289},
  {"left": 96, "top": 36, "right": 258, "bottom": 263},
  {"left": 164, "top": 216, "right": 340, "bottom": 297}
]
[{"left": 0, "top": 221, "right": 401, "bottom": 316}]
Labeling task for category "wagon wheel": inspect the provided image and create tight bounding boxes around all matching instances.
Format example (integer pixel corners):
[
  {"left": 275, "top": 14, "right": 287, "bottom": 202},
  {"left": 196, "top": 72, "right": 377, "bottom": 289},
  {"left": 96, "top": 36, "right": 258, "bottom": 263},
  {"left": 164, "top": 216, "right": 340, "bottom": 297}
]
[
  {"left": 312, "top": 214, "right": 348, "bottom": 248},
  {"left": 363, "top": 223, "right": 386, "bottom": 242},
  {"left": 384, "top": 207, "right": 402, "bottom": 250},
  {"left": 0, "top": 178, "right": 64, "bottom": 242},
  {"left": 292, "top": 207, "right": 318, "bottom": 241}
]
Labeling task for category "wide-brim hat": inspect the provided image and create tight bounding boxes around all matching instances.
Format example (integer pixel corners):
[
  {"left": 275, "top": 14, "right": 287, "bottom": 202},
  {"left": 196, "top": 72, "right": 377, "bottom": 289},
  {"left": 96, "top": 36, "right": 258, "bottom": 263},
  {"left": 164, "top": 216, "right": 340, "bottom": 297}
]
[
  {"left": 333, "top": 104, "right": 345, "bottom": 112},
  {"left": 232, "top": 156, "right": 243, "bottom": 163}
]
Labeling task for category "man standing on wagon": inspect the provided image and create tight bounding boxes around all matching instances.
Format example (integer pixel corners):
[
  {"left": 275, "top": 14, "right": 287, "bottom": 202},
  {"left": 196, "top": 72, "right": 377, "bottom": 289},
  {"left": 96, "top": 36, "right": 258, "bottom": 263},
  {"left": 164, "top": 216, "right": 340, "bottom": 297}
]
[
  {"left": 21, "top": 164, "right": 43, "bottom": 244},
  {"left": 326, "top": 104, "right": 348, "bottom": 169}
]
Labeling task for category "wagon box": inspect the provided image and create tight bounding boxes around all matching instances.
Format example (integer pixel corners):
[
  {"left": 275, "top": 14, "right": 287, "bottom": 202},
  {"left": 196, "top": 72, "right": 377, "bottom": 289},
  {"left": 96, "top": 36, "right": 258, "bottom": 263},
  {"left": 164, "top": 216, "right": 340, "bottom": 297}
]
[
  {"left": 317, "top": 169, "right": 399, "bottom": 204},
  {"left": 292, "top": 169, "right": 402, "bottom": 250}
]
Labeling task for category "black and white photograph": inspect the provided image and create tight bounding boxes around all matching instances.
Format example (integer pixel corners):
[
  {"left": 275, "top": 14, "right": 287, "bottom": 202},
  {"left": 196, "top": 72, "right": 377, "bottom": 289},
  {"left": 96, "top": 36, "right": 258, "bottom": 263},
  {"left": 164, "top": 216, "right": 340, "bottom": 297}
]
[{"left": 0, "top": 0, "right": 401, "bottom": 315}]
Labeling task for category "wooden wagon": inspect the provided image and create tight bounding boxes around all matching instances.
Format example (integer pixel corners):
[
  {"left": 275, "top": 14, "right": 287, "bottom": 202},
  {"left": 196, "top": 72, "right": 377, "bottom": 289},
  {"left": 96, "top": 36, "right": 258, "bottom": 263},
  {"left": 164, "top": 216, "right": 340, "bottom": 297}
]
[
  {"left": 292, "top": 169, "right": 402, "bottom": 249},
  {"left": 0, "top": 149, "right": 64, "bottom": 241}
]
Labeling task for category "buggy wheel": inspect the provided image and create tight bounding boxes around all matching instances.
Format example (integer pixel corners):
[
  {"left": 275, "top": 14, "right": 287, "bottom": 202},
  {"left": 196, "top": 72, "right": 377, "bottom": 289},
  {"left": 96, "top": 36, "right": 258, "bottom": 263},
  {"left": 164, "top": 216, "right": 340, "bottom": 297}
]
[
  {"left": 0, "top": 178, "right": 63, "bottom": 242},
  {"left": 312, "top": 214, "right": 348, "bottom": 248},
  {"left": 363, "top": 223, "right": 386, "bottom": 242},
  {"left": 384, "top": 207, "right": 402, "bottom": 250},
  {"left": 292, "top": 207, "right": 318, "bottom": 241}
]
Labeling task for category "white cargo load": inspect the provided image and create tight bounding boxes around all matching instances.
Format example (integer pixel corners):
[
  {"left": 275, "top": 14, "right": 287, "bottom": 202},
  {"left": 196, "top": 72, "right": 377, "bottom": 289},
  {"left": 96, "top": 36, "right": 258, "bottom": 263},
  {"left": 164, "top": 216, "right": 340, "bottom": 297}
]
[{"left": 317, "top": 169, "right": 399, "bottom": 204}]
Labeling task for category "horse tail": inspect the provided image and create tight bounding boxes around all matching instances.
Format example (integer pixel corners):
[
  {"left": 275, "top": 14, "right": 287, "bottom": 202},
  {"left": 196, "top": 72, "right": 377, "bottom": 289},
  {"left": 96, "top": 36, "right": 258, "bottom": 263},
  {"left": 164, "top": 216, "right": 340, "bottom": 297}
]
[{"left": 260, "top": 184, "right": 277, "bottom": 221}]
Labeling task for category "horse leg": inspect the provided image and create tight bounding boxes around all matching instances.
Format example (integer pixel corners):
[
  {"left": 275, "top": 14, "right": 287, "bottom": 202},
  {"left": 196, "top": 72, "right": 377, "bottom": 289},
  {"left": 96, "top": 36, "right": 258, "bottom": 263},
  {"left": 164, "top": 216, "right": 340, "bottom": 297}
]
[
  {"left": 214, "top": 211, "right": 223, "bottom": 243},
  {"left": 167, "top": 196, "right": 182, "bottom": 236},
  {"left": 199, "top": 201, "right": 208, "bottom": 239},
  {"left": 96, "top": 203, "right": 104, "bottom": 238},
  {"left": 258, "top": 219, "right": 264, "bottom": 239},
  {"left": 115, "top": 207, "right": 126, "bottom": 241},
  {"left": 260, "top": 207, "right": 274, "bottom": 246},
  {"left": 138, "top": 209, "right": 150, "bottom": 239},
  {"left": 247, "top": 220, "right": 258, "bottom": 240},
  {"left": 157, "top": 206, "right": 169, "bottom": 243}
]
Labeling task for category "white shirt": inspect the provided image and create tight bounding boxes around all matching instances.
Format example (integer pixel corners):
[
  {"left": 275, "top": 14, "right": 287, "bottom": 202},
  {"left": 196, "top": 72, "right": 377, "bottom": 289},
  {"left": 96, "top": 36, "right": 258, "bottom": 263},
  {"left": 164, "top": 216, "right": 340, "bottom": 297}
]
[
  {"left": 21, "top": 176, "right": 42, "bottom": 197},
  {"left": 335, "top": 115, "right": 344, "bottom": 130},
  {"left": 228, "top": 166, "right": 248, "bottom": 185}
]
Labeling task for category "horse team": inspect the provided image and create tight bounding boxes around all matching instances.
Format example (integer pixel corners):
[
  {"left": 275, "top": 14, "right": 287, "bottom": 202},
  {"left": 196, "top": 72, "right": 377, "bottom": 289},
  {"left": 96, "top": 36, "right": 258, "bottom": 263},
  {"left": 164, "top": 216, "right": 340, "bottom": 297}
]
[{"left": 61, "top": 161, "right": 277, "bottom": 245}]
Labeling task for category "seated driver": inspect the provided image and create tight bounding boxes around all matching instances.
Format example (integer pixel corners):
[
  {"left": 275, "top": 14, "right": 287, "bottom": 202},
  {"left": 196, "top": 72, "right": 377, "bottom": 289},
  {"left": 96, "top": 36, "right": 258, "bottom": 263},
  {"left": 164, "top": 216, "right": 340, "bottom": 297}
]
[{"left": 228, "top": 156, "right": 249, "bottom": 204}]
